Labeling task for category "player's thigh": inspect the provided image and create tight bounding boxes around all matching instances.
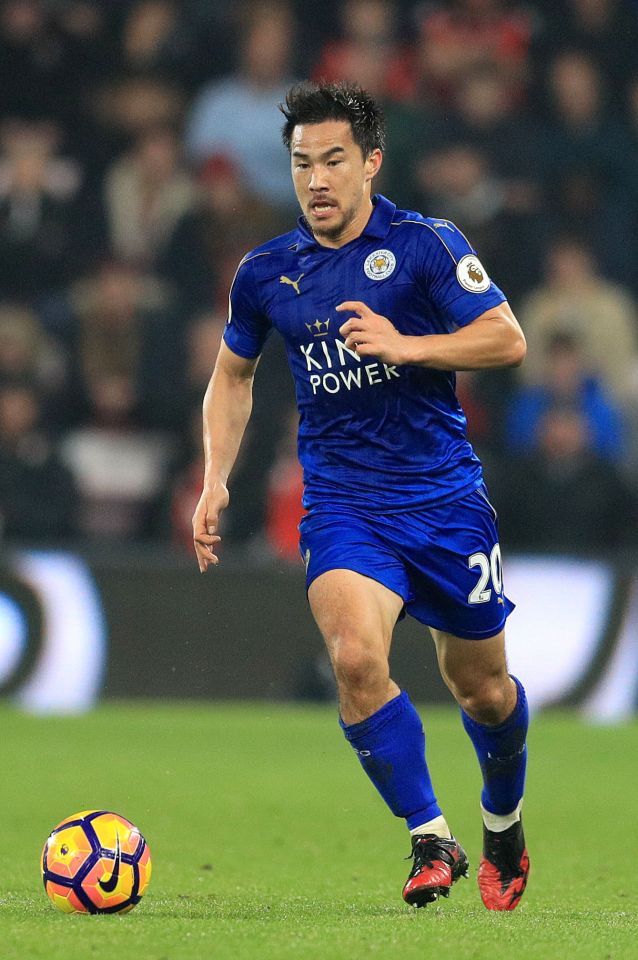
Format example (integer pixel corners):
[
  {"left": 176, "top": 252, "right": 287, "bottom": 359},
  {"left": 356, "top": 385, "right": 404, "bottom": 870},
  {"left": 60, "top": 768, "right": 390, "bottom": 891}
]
[
  {"left": 308, "top": 568, "right": 404, "bottom": 662},
  {"left": 430, "top": 626, "right": 509, "bottom": 696},
  {"left": 300, "top": 509, "right": 408, "bottom": 661}
]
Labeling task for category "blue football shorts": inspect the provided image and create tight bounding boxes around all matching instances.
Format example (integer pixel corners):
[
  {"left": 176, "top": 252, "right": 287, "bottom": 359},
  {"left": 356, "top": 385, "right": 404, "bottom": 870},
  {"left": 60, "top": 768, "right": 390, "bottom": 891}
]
[{"left": 298, "top": 485, "right": 515, "bottom": 640}]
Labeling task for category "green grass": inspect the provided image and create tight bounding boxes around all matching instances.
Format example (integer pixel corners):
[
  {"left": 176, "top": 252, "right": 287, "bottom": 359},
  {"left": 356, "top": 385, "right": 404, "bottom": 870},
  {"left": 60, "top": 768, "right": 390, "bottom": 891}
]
[{"left": 1, "top": 702, "right": 637, "bottom": 960}]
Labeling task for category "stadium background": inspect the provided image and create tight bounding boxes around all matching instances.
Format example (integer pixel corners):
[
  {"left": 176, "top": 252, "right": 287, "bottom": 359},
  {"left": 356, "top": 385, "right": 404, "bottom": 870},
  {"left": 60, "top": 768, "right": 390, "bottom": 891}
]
[{"left": 1, "top": 0, "right": 638, "bottom": 718}]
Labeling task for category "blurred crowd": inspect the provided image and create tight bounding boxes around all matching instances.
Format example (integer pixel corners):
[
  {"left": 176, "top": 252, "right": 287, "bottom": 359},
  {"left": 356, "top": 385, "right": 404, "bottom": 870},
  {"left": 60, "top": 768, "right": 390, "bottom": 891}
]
[{"left": 1, "top": 0, "right": 638, "bottom": 558}]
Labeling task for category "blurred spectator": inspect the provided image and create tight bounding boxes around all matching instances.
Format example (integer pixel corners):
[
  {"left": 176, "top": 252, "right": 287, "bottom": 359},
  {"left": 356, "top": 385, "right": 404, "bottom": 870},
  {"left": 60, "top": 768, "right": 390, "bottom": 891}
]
[
  {"left": 538, "top": 50, "right": 635, "bottom": 281},
  {"left": 56, "top": 3, "right": 110, "bottom": 83},
  {"left": 416, "top": 0, "right": 533, "bottom": 107},
  {"left": 0, "top": 379, "right": 77, "bottom": 541},
  {"left": 0, "top": 120, "right": 85, "bottom": 298},
  {"left": 0, "top": 1, "right": 108, "bottom": 169},
  {"left": 0, "top": 0, "right": 72, "bottom": 122},
  {"left": 417, "top": 144, "right": 503, "bottom": 231},
  {"left": 117, "top": 0, "right": 211, "bottom": 91},
  {"left": 159, "top": 153, "right": 285, "bottom": 313},
  {"left": 91, "top": 74, "right": 186, "bottom": 179},
  {"left": 60, "top": 372, "right": 173, "bottom": 540},
  {"left": 495, "top": 406, "right": 637, "bottom": 551},
  {"left": 104, "top": 125, "right": 196, "bottom": 267},
  {"left": 506, "top": 331, "right": 624, "bottom": 461},
  {"left": 58, "top": 2, "right": 105, "bottom": 44},
  {"left": 533, "top": 0, "right": 638, "bottom": 99},
  {"left": 415, "top": 142, "right": 541, "bottom": 298},
  {"left": 0, "top": 303, "right": 74, "bottom": 427},
  {"left": 311, "top": 0, "right": 416, "bottom": 102},
  {"left": 265, "top": 407, "right": 304, "bottom": 562},
  {"left": 440, "top": 63, "right": 542, "bottom": 196},
  {"left": 518, "top": 237, "right": 638, "bottom": 405},
  {"left": 186, "top": 1, "right": 297, "bottom": 210},
  {"left": 68, "top": 260, "right": 183, "bottom": 430},
  {"left": 170, "top": 310, "right": 225, "bottom": 426}
]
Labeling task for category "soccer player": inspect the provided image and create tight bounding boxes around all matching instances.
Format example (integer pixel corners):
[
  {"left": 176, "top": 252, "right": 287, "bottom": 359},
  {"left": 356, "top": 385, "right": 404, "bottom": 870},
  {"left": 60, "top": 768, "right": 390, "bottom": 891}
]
[{"left": 193, "top": 82, "right": 530, "bottom": 911}]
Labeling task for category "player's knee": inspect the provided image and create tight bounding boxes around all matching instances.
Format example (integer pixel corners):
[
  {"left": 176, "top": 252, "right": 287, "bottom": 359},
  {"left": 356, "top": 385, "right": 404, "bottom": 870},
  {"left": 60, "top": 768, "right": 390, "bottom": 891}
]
[
  {"left": 331, "top": 636, "right": 388, "bottom": 691},
  {"left": 461, "top": 689, "right": 508, "bottom": 724},
  {"left": 448, "top": 675, "right": 512, "bottom": 724}
]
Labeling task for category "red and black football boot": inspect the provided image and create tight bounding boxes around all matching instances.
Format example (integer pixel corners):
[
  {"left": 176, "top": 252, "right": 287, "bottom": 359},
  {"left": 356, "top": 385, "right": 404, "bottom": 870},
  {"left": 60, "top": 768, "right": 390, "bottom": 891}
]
[
  {"left": 478, "top": 818, "right": 529, "bottom": 911},
  {"left": 402, "top": 834, "right": 469, "bottom": 907}
]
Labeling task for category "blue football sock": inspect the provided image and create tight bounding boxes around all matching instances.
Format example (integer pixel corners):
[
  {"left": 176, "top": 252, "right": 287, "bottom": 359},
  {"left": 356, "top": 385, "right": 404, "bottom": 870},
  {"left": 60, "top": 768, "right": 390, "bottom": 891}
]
[
  {"left": 340, "top": 690, "right": 442, "bottom": 830},
  {"left": 461, "top": 675, "right": 528, "bottom": 816}
]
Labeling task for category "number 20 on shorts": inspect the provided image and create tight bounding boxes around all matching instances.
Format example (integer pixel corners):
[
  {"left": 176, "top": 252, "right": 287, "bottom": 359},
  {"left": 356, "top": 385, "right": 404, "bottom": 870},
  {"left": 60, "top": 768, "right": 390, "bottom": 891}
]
[{"left": 468, "top": 544, "right": 502, "bottom": 604}]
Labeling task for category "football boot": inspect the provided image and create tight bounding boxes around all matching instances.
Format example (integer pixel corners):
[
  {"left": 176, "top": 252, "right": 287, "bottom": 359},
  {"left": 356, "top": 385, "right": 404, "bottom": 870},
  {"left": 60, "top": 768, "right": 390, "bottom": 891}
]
[
  {"left": 478, "top": 818, "right": 529, "bottom": 911},
  {"left": 402, "top": 834, "right": 469, "bottom": 907}
]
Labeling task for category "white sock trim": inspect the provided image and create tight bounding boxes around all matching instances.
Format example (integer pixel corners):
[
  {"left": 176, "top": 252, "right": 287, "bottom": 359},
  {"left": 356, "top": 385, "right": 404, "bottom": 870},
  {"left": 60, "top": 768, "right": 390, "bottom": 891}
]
[
  {"left": 409, "top": 815, "right": 451, "bottom": 839},
  {"left": 481, "top": 799, "right": 523, "bottom": 833}
]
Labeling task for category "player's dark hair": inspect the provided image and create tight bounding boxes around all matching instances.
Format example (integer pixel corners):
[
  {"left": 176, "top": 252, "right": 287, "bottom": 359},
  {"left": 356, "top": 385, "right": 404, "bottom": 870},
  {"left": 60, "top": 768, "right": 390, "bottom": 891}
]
[{"left": 280, "top": 81, "right": 386, "bottom": 157}]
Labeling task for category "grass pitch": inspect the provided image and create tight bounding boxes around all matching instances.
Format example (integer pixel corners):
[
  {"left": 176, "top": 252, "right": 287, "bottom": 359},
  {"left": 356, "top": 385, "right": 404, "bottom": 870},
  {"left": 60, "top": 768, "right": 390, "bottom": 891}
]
[{"left": 2, "top": 701, "right": 637, "bottom": 960}]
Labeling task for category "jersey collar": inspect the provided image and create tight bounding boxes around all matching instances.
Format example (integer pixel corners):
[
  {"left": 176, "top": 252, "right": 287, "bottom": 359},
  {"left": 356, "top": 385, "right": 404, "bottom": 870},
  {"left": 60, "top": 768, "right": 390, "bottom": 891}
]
[{"left": 294, "top": 194, "right": 397, "bottom": 252}]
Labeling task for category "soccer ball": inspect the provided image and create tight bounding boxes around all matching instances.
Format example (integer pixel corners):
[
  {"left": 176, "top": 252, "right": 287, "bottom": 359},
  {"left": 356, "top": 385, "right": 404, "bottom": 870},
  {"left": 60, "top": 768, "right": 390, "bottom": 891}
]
[{"left": 41, "top": 810, "right": 152, "bottom": 914}]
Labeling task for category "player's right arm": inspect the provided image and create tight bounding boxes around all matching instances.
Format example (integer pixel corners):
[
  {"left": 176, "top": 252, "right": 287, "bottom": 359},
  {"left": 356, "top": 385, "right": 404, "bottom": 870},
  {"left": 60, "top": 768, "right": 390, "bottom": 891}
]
[
  {"left": 193, "top": 342, "right": 259, "bottom": 572},
  {"left": 193, "top": 251, "right": 272, "bottom": 571}
]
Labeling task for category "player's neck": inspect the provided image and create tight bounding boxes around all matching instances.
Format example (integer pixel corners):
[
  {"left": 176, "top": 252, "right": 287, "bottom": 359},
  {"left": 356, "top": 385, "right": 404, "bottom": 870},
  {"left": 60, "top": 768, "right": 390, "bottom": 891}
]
[{"left": 313, "top": 197, "right": 374, "bottom": 249}]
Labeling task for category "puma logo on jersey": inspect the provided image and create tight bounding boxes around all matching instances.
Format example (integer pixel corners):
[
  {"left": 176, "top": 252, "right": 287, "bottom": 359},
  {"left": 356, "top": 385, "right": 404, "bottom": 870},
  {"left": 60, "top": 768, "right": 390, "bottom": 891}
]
[{"left": 280, "top": 274, "right": 304, "bottom": 295}]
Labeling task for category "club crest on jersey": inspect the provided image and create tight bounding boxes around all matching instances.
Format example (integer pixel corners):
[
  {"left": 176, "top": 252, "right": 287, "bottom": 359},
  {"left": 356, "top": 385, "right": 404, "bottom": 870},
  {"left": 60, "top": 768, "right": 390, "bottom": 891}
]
[
  {"left": 456, "top": 254, "right": 491, "bottom": 293},
  {"left": 364, "top": 249, "right": 396, "bottom": 281}
]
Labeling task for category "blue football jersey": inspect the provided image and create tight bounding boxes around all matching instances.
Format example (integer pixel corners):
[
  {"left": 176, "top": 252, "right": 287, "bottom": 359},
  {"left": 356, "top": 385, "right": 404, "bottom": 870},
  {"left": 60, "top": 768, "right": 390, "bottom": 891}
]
[{"left": 223, "top": 194, "right": 507, "bottom": 512}]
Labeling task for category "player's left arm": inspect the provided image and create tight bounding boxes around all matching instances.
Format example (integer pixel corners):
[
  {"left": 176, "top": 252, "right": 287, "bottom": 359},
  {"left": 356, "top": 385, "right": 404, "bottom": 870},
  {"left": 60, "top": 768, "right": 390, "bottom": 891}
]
[{"left": 337, "top": 300, "right": 526, "bottom": 371}]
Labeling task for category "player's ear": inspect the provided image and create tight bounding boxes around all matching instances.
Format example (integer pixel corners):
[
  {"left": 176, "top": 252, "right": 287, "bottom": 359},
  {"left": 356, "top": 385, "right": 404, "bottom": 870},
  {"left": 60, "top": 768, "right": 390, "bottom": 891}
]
[{"left": 365, "top": 149, "right": 383, "bottom": 183}]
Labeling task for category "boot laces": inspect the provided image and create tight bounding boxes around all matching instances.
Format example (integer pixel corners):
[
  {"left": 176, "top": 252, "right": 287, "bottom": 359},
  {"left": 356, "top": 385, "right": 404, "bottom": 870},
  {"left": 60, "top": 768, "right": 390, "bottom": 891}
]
[{"left": 407, "top": 836, "right": 455, "bottom": 878}]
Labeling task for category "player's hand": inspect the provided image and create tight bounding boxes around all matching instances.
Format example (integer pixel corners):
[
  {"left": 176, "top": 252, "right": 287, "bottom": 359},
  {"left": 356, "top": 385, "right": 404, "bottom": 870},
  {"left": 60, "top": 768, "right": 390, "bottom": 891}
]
[
  {"left": 336, "top": 301, "right": 409, "bottom": 365},
  {"left": 192, "top": 481, "right": 228, "bottom": 573}
]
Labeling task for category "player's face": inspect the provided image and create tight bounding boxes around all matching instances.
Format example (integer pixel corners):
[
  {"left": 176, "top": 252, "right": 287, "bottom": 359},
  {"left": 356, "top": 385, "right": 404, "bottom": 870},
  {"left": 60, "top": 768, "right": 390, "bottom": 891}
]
[{"left": 290, "top": 120, "right": 382, "bottom": 247}]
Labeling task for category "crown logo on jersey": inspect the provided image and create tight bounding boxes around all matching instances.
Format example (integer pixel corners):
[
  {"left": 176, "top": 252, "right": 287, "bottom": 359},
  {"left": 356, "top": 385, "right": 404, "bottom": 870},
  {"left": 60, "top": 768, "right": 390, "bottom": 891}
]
[{"left": 305, "top": 318, "right": 330, "bottom": 337}]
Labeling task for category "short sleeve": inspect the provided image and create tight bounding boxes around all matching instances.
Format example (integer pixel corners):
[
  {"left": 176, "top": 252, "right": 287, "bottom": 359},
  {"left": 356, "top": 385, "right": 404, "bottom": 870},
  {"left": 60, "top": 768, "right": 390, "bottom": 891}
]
[
  {"left": 418, "top": 222, "right": 506, "bottom": 328},
  {"left": 222, "top": 255, "right": 272, "bottom": 359}
]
